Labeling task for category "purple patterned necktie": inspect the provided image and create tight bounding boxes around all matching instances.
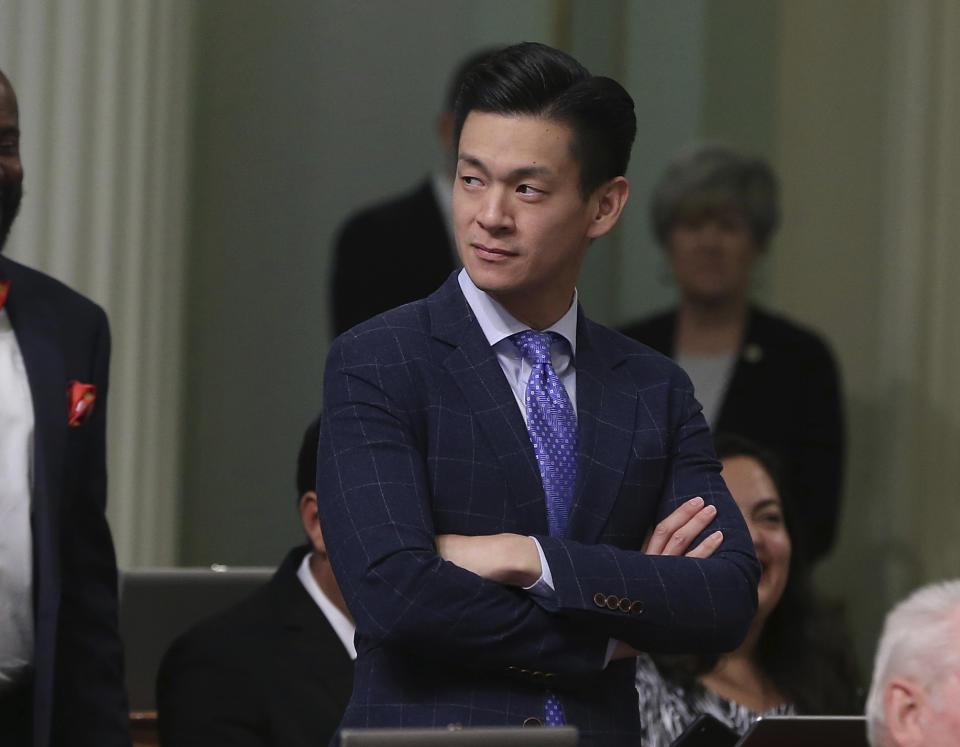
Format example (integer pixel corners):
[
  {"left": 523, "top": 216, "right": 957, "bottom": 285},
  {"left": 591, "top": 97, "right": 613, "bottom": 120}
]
[
  {"left": 512, "top": 330, "right": 577, "bottom": 727},
  {"left": 512, "top": 330, "right": 578, "bottom": 538}
]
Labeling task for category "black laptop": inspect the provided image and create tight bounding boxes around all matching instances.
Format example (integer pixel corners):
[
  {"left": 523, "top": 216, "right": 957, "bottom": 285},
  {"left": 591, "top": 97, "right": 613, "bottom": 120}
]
[{"left": 736, "top": 715, "right": 868, "bottom": 747}]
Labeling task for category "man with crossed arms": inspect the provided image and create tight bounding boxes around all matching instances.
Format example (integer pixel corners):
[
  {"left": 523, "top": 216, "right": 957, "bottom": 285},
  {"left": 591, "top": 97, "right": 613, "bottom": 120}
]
[{"left": 317, "top": 42, "right": 759, "bottom": 745}]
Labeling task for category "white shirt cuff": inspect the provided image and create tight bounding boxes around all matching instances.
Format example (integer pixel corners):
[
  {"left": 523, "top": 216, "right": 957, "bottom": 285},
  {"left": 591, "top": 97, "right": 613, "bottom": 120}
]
[{"left": 522, "top": 536, "right": 555, "bottom": 597}]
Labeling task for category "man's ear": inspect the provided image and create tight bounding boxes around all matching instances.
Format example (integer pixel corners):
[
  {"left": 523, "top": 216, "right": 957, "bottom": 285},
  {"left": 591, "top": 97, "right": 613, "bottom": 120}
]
[
  {"left": 884, "top": 677, "right": 927, "bottom": 747},
  {"left": 586, "top": 176, "right": 629, "bottom": 240},
  {"left": 298, "top": 490, "right": 326, "bottom": 554}
]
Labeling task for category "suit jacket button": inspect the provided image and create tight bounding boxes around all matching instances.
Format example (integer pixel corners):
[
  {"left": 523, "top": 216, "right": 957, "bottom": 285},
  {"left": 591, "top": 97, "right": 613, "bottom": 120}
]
[
  {"left": 629, "top": 600, "right": 645, "bottom": 615},
  {"left": 618, "top": 597, "right": 632, "bottom": 613},
  {"left": 593, "top": 592, "right": 607, "bottom": 607},
  {"left": 605, "top": 594, "right": 620, "bottom": 610},
  {"left": 523, "top": 717, "right": 543, "bottom": 728}
]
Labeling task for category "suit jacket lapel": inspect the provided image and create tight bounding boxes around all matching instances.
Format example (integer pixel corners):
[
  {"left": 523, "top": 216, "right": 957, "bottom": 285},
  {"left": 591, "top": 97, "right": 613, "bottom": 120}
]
[
  {"left": 427, "top": 276, "right": 549, "bottom": 535},
  {"left": 567, "top": 313, "right": 637, "bottom": 543}
]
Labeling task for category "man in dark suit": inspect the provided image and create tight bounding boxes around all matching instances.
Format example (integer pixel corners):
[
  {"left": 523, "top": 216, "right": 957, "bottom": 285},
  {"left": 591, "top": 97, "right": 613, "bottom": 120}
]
[
  {"left": 0, "top": 69, "right": 130, "bottom": 746},
  {"left": 156, "top": 416, "right": 354, "bottom": 747},
  {"left": 330, "top": 49, "right": 497, "bottom": 335},
  {"left": 317, "top": 43, "right": 760, "bottom": 745}
]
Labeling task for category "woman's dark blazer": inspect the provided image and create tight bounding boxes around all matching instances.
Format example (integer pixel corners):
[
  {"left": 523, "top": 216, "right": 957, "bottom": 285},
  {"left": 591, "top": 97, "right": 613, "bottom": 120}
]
[{"left": 620, "top": 306, "right": 845, "bottom": 563}]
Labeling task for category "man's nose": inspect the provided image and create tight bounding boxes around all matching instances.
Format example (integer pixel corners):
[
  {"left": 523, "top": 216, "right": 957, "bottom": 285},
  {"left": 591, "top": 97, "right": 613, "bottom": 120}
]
[{"left": 477, "top": 188, "right": 513, "bottom": 233}]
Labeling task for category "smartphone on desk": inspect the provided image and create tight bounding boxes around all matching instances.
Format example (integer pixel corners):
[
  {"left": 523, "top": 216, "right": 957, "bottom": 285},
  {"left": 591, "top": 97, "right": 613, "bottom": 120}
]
[{"left": 669, "top": 713, "right": 739, "bottom": 747}]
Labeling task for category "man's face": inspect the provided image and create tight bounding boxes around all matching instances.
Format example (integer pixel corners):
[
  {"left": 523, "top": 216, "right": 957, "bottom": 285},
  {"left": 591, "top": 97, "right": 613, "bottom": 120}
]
[
  {"left": 917, "top": 672, "right": 960, "bottom": 747},
  {"left": 883, "top": 668, "right": 960, "bottom": 747},
  {"left": 453, "top": 112, "right": 601, "bottom": 329},
  {"left": 0, "top": 76, "right": 24, "bottom": 252}
]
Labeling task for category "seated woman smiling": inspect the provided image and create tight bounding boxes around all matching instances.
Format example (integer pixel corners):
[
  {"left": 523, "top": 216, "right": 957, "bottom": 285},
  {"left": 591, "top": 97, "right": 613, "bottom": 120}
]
[{"left": 635, "top": 434, "right": 861, "bottom": 747}]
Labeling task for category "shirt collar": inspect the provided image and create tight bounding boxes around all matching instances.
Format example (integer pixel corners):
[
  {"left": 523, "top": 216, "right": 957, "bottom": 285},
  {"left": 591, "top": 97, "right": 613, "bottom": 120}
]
[
  {"left": 296, "top": 551, "right": 357, "bottom": 660},
  {"left": 457, "top": 268, "right": 578, "bottom": 355}
]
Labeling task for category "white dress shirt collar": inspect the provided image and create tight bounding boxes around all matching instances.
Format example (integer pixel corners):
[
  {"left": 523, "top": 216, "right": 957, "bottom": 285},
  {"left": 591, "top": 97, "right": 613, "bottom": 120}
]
[
  {"left": 456, "top": 268, "right": 578, "bottom": 353},
  {"left": 296, "top": 552, "right": 356, "bottom": 660}
]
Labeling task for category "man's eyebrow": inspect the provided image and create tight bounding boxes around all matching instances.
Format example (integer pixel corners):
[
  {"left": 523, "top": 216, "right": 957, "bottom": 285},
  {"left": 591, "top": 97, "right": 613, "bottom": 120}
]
[
  {"left": 458, "top": 154, "right": 489, "bottom": 174},
  {"left": 458, "top": 153, "right": 554, "bottom": 181}
]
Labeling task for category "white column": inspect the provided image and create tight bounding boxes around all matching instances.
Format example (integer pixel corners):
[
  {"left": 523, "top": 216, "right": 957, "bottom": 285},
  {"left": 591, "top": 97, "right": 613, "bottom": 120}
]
[{"left": 0, "top": 0, "right": 195, "bottom": 566}]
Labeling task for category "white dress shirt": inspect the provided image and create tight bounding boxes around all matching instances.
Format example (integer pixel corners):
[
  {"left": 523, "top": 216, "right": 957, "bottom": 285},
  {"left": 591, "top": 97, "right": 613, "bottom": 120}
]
[{"left": 0, "top": 306, "right": 35, "bottom": 693}]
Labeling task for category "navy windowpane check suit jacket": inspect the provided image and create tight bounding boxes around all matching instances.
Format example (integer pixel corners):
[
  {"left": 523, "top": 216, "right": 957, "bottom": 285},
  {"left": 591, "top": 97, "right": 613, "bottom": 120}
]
[{"left": 316, "top": 272, "right": 760, "bottom": 746}]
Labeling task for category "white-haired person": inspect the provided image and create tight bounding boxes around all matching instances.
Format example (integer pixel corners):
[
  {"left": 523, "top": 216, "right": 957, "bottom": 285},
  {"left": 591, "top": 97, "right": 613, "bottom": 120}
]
[{"left": 865, "top": 579, "right": 960, "bottom": 747}]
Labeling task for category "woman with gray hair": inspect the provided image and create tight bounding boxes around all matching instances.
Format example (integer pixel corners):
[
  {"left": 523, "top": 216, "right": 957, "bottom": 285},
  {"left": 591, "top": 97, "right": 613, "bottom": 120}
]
[
  {"left": 620, "top": 143, "right": 844, "bottom": 564},
  {"left": 865, "top": 579, "right": 960, "bottom": 747}
]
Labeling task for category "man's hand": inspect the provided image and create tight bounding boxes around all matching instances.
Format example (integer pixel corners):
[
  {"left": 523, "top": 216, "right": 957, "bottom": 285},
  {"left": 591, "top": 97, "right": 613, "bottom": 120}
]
[
  {"left": 643, "top": 496, "right": 723, "bottom": 558},
  {"left": 436, "top": 533, "right": 542, "bottom": 587},
  {"left": 609, "top": 498, "right": 724, "bottom": 661}
]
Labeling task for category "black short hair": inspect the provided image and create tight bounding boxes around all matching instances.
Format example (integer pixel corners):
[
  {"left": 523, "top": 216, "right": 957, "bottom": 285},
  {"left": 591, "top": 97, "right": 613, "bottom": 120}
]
[
  {"left": 296, "top": 414, "right": 322, "bottom": 500},
  {"left": 453, "top": 42, "right": 636, "bottom": 199},
  {"left": 443, "top": 47, "right": 503, "bottom": 113}
]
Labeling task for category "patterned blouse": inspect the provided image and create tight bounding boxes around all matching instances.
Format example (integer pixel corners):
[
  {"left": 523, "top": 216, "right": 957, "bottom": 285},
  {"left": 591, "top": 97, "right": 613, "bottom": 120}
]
[{"left": 635, "top": 654, "right": 795, "bottom": 747}]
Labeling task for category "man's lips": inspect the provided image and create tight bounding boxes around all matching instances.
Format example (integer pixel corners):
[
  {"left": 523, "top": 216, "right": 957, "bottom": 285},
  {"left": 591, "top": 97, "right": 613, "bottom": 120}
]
[{"left": 471, "top": 242, "right": 516, "bottom": 259}]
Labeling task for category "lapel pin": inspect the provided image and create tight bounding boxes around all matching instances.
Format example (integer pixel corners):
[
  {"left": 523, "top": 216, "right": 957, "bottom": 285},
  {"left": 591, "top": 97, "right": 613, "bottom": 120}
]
[{"left": 743, "top": 343, "right": 763, "bottom": 364}]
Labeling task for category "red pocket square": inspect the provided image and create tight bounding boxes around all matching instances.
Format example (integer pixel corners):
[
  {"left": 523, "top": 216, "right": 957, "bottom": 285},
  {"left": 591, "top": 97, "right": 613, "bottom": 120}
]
[{"left": 67, "top": 381, "right": 97, "bottom": 426}]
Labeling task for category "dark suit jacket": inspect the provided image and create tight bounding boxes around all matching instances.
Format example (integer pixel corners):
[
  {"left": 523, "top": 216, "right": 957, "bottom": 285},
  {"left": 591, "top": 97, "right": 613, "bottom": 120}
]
[
  {"left": 1, "top": 256, "right": 130, "bottom": 747},
  {"left": 620, "top": 306, "right": 845, "bottom": 562},
  {"left": 317, "top": 273, "right": 760, "bottom": 746},
  {"left": 155, "top": 545, "right": 354, "bottom": 747},
  {"left": 330, "top": 177, "right": 456, "bottom": 335}
]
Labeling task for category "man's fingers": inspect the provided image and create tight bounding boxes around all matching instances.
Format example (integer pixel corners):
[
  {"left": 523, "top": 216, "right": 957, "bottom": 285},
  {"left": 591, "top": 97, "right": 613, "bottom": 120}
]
[
  {"left": 663, "top": 504, "right": 717, "bottom": 555},
  {"left": 685, "top": 530, "right": 724, "bottom": 559},
  {"left": 644, "top": 496, "right": 704, "bottom": 555}
]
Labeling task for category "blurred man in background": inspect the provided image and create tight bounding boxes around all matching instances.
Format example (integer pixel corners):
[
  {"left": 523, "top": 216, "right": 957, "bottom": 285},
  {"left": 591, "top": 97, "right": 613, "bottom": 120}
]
[
  {"left": 329, "top": 48, "right": 497, "bottom": 335},
  {"left": 156, "top": 416, "right": 354, "bottom": 747}
]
